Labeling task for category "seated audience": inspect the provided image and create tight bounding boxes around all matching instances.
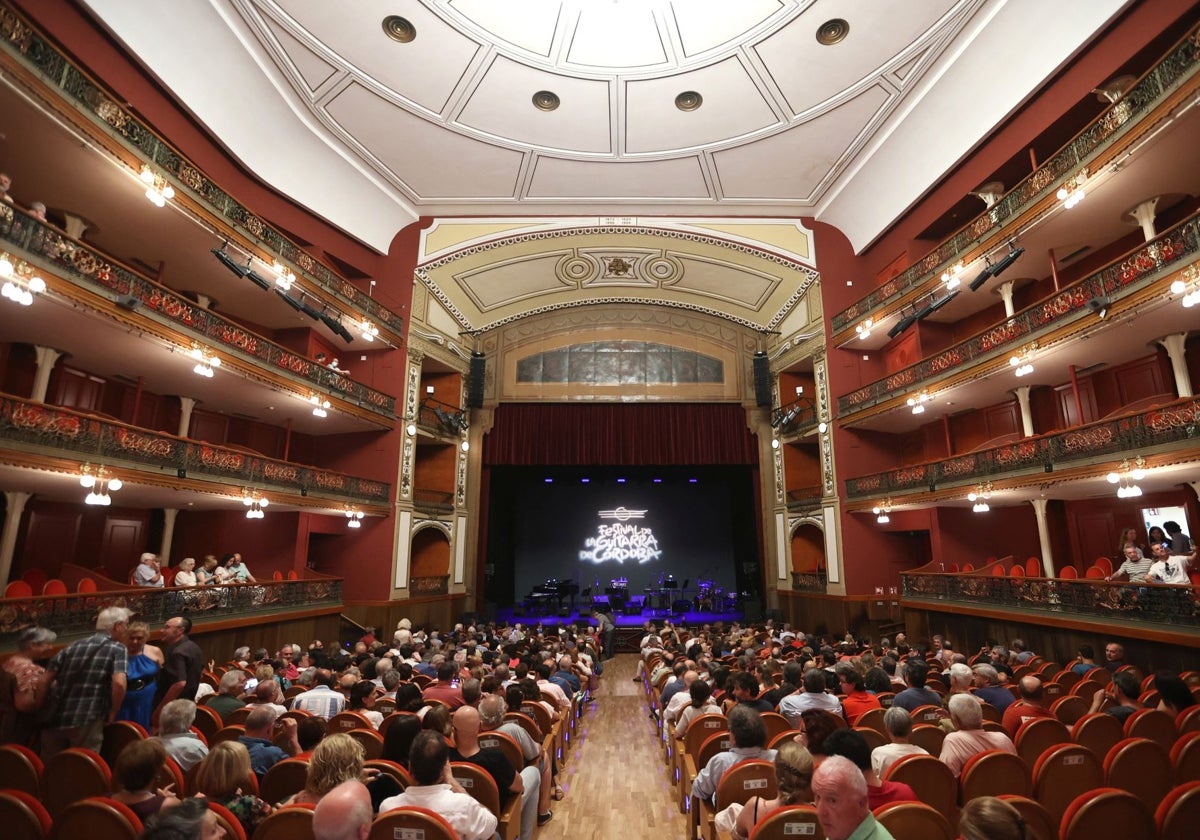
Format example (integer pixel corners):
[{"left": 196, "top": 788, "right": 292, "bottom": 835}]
[
  {"left": 238, "top": 706, "right": 299, "bottom": 777},
  {"left": 692, "top": 705, "right": 776, "bottom": 804},
  {"left": 451, "top": 703, "right": 544, "bottom": 832},
  {"left": 378, "top": 730, "right": 498, "bottom": 840},
  {"left": 285, "top": 732, "right": 367, "bottom": 806},
  {"left": 192, "top": 741, "right": 273, "bottom": 834},
  {"left": 348, "top": 681, "right": 385, "bottom": 729},
  {"left": 779, "top": 667, "right": 841, "bottom": 725},
  {"left": 173, "top": 557, "right": 199, "bottom": 587},
  {"left": 891, "top": 658, "right": 941, "bottom": 712},
  {"left": 727, "top": 739, "right": 814, "bottom": 840},
  {"left": 109, "top": 738, "right": 181, "bottom": 819},
  {"left": 134, "top": 552, "right": 165, "bottom": 587},
  {"left": 291, "top": 669, "right": 347, "bottom": 719},
  {"left": 1156, "top": 672, "right": 1199, "bottom": 716},
  {"left": 959, "top": 796, "right": 1026, "bottom": 840},
  {"left": 208, "top": 670, "right": 248, "bottom": 722},
  {"left": 155, "top": 698, "right": 210, "bottom": 772},
  {"left": 1001, "top": 675, "right": 1055, "bottom": 738},
  {"left": 675, "top": 679, "right": 721, "bottom": 738},
  {"left": 0, "top": 626, "right": 55, "bottom": 745},
  {"left": 835, "top": 662, "right": 882, "bottom": 725},
  {"left": 871, "top": 707, "right": 928, "bottom": 777},
  {"left": 1103, "top": 642, "right": 1126, "bottom": 672},
  {"left": 812, "top": 755, "right": 894, "bottom": 840},
  {"left": 142, "top": 797, "right": 225, "bottom": 840},
  {"left": 972, "top": 664, "right": 1015, "bottom": 712},
  {"left": 422, "top": 661, "right": 466, "bottom": 709},
  {"left": 1089, "top": 670, "right": 1141, "bottom": 723},
  {"left": 939, "top": 694, "right": 1017, "bottom": 778},
  {"left": 313, "top": 780, "right": 373, "bottom": 840},
  {"left": 1107, "top": 544, "right": 1152, "bottom": 581}
]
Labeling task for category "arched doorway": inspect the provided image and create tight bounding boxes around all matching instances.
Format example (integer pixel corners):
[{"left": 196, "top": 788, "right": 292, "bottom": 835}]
[
  {"left": 790, "top": 522, "right": 826, "bottom": 589},
  {"left": 410, "top": 525, "right": 451, "bottom": 595}
]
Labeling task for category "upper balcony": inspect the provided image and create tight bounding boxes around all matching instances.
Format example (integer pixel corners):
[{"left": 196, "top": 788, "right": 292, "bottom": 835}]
[{"left": 830, "top": 20, "right": 1200, "bottom": 343}]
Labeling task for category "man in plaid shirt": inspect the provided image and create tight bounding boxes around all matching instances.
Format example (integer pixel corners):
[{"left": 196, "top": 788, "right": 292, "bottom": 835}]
[{"left": 38, "top": 605, "right": 131, "bottom": 758}]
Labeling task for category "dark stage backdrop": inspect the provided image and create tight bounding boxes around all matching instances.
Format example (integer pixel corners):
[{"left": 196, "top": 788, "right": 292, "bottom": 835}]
[{"left": 485, "top": 465, "right": 758, "bottom": 608}]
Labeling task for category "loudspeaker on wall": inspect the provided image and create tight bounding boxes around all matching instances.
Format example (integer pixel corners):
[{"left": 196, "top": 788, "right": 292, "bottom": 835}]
[
  {"left": 752, "top": 352, "right": 772, "bottom": 407},
  {"left": 466, "top": 352, "right": 486, "bottom": 409}
]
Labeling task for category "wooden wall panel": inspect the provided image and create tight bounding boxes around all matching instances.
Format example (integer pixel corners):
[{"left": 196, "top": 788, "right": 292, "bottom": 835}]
[
  {"left": 99, "top": 518, "right": 146, "bottom": 581},
  {"left": 190, "top": 410, "right": 229, "bottom": 445},
  {"left": 52, "top": 367, "right": 104, "bottom": 412},
  {"left": 410, "top": 528, "right": 451, "bottom": 578},
  {"left": 884, "top": 331, "right": 920, "bottom": 373},
  {"left": 20, "top": 507, "right": 82, "bottom": 578},
  {"left": 790, "top": 524, "right": 824, "bottom": 573}
]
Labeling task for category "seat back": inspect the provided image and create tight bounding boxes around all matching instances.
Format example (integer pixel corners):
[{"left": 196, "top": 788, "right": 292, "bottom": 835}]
[
  {"left": 100, "top": 720, "right": 148, "bottom": 768},
  {"left": 1071, "top": 712, "right": 1124, "bottom": 760},
  {"left": 959, "top": 749, "right": 1032, "bottom": 802},
  {"left": 695, "top": 731, "right": 733, "bottom": 771},
  {"left": 852, "top": 726, "right": 886, "bottom": 753},
  {"left": 873, "top": 800, "right": 954, "bottom": 840},
  {"left": 1123, "top": 707, "right": 1177, "bottom": 753},
  {"left": 713, "top": 759, "right": 778, "bottom": 810},
  {"left": 0, "top": 744, "right": 44, "bottom": 796},
  {"left": 1050, "top": 695, "right": 1088, "bottom": 726},
  {"left": 1058, "top": 787, "right": 1152, "bottom": 840},
  {"left": 226, "top": 706, "right": 254, "bottom": 726},
  {"left": 0, "top": 789, "right": 52, "bottom": 840},
  {"left": 347, "top": 727, "right": 385, "bottom": 760},
  {"left": 364, "top": 759, "right": 413, "bottom": 790},
  {"left": 4, "top": 580, "right": 33, "bottom": 597},
  {"left": 758, "top": 712, "right": 791, "bottom": 744},
  {"left": 378, "top": 711, "right": 418, "bottom": 741},
  {"left": 449, "top": 761, "right": 502, "bottom": 816},
  {"left": 49, "top": 797, "right": 142, "bottom": 840},
  {"left": 209, "top": 801, "right": 249, "bottom": 840},
  {"left": 1103, "top": 736, "right": 1172, "bottom": 812},
  {"left": 250, "top": 804, "right": 316, "bottom": 840},
  {"left": 746, "top": 804, "right": 824, "bottom": 840},
  {"left": 1156, "top": 780, "right": 1200, "bottom": 840},
  {"left": 1016, "top": 717, "right": 1071, "bottom": 768},
  {"left": 368, "top": 807, "right": 459, "bottom": 840},
  {"left": 1176, "top": 706, "right": 1200, "bottom": 735},
  {"left": 683, "top": 714, "right": 729, "bottom": 758},
  {"left": 212, "top": 724, "right": 246, "bottom": 746},
  {"left": 192, "top": 704, "right": 224, "bottom": 743},
  {"left": 328, "top": 711, "right": 373, "bottom": 733},
  {"left": 1171, "top": 730, "right": 1200, "bottom": 785},
  {"left": 907, "top": 724, "right": 945, "bottom": 756},
  {"left": 996, "top": 795, "right": 1057, "bottom": 840},
  {"left": 909, "top": 705, "right": 948, "bottom": 727},
  {"left": 43, "top": 748, "right": 111, "bottom": 819},
  {"left": 1032, "top": 743, "right": 1103, "bottom": 825},
  {"left": 476, "top": 730, "right": 523, "bottom": 772},
  {"left": 503, "top": 711, "right": 542, "bottom": 742},
  {"left": 259, "top": 757, "right": 311, "bottom": 805},
  {"left": 1059, "top": 565, "right": 1078, "bottom": 579},
  {"left": 883, "top": 754, "right": 957, "bottom": 820},
  {"left": 855, "top": 707, "right": 887, "bottom": 735}
]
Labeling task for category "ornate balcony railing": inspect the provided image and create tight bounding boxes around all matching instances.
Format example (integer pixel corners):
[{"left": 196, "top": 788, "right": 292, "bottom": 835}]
[
  {"left": 786, "top": 486, "right": 824, "bottom": 512},
  {"left": 412, "top": 488, "right": 455, "bottom": 514},
  {"left": 0, "top": 206, "right": 395, "bottom": 419},
  {"left": 0, "top": 394, "right": 391, "bottom": 504},
  {"left": 901, "top": 570, "right": 1200, "bottom": 630},
  {"left": 845, "top": 395, "right": 1200, "bottom": 498},
  {"left": 0, "top": 2, "right": 403, "bottom": 339},
  {"left": 838, "top": 214, "right": 1200, "bottom": 416},
  {"left": 410, "top": 575, "right": 450, "bottom": 596},
  {"left": 831, "top": 20, "right": 1200, "bottom": 334},
  {"left": 0, "top": 576, "right": 343, "bottom": 646},
  {"left": 791, "top": 569, "right": 827, "bottom": 593}
]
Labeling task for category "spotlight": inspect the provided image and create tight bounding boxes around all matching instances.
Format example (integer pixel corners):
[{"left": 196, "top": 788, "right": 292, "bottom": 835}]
[
  {"left": 244, "top": 269, "right": 272, "bottom": 291},
  {"left": 276, "top": 290, "right": 305, "bottom": 313},
  {"left": 319, "top": 311, "right": 355, "bottom": 343},
  {"left": 969, "top": 258, "right": 995, "bottom": 292},
  {"left": 990, "top": 242, "right": 1025, "bottom": 278},
  {"left": 927, "top": 291, "right": 959, "bottom": 313},
  {"left": 887, "top": 308, "right": 917, "bottom": 339},
  {"left": 913, "top": 295, "right": 937, "bottom": 321},
  {"left": 212, "top": 244, "right": 251, "bottom": 277},
  {"left": 1087, "top": 296, "right": 1111, "bottom": 319},
  {"left": 298, "top": 296, "right": 322, "bottom": 321}
]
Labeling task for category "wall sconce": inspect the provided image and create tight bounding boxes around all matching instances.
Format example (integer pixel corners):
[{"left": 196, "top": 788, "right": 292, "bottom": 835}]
[
  {"left": 80, "top": 463, "right": 123, "bottom": 505},
  {"left": 461, "top": 438, "right": 470, "bottom": 452},
  {"left": 771, "top": 437, "right": 780, "bottom": 450},
  {"left": 873, "top": 499, "right": 892, "bottom": 524},
  {"left": 191, "top": 345, "right": 221, "bottom": 378},
  {"left": 968, "top": 481, "right": 993, "bottom": 513},
  {"left": 243, "top": 488, "right": 269, "bottom": 518},
  {"left": 1107, "top": 456, "right": 1147, "bottom": 498},
  {"left": 140, "top": 164, "right": 176, "bottom": 207},
  {"left": 345, "top": 507, "right": 365, "bottom": 528},
  {"left": 1, "top": 252, "right": 46, "bottom": 306},
  {"left": 406, "top": 418, "right": 417, "bottom": 436}
]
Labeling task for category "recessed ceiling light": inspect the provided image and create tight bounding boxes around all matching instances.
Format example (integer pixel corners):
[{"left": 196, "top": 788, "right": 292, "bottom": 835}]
[
  {"left": 382, "top": 16, "right": 416, "bottom": 43},
  {"left": 675, "top": 91, "right": 703, "bottom": 112},
  {"left": 816, "top": 19, "right": 849, "bottom": 46},
  {"left": 532, "top": 90, "right": 560, "bottom": 111}
]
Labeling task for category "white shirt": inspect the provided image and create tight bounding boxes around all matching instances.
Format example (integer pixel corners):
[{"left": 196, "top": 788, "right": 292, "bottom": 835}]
[
  {"left": 380, "top": 784, "right": 497, "bottom": 840},
  {"left": 778, "top": 691, "right": 842, "bottom": 727},
  {"left": 871, "top": 742, "right": 928, "bottom": 778},
  {"left": 1148, "top": 556, "right": 1191, "bottom": 584}
]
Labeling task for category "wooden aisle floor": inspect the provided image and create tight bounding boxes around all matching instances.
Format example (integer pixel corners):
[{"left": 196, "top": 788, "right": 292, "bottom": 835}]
[{"left": 537, "top": 654, "right": 690, "bottom": 840}]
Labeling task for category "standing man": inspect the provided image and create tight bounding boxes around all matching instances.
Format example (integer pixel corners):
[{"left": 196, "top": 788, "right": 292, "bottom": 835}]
[
  {"left": 594, "top": 609, "right": 615, "bottom": 660},
  {"left": 152, "top": 615, "right": 204, "bottom": 727},
  {"left": 38, "top": 606, "right": 131, "bottom": 757}
]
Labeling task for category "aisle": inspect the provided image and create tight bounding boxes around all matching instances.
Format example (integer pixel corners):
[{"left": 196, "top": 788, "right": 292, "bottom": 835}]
[{"left": 537, "top": 654, "right": 690, "bottom": 840}]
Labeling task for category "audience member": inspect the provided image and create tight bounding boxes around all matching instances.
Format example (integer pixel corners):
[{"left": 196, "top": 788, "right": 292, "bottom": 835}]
[
  {"left": 939, "top": 694, "right": 1017, "bottom": 778},
  {"left": 291, "top": 669, "right": 347, "bottom": 719},
  {"left": 835, "top": 662, "right": 881, "bottom": 725},
  {"left": 313, "top": 780, "right": 373, "bottom": 840},
  {"left": 1089, "top": 670, "right": 1141, "bottom": 723},
  {"left": 674, "top": 679, "right": 721, "bottom": 737},
  {"left": 1156, "top": 672, "right": 1198, "bottom": 716},
  {"left": 823, "top": 728, "right": 916, "bottom": 809},
  {"left": 971, "top": 664, "right": 1014, "bottom": 712},
  {"left": 110, "top": 737, "right": 181, "bottom": 819},
  {"left": 1069, "top": 645, "right": 1098, "bottom": 676},
  {"left": 1103, "top": 642, "right": 1126, "bottom": 672},
  {"left": 38, "top": 605, "right": 130, "bottom": 757},
  {"left": 239, "top": 706, "right": 299, "bottom": 777},
  {"left": 378, "top": 730, "right": 498, "bottom": 840},
  {"left": 871, "top": 707, "right": 928, "bottom": 777},
  {"left": 208, "top": 670, "right": 248, "bottom": 722},
  {"left": 286, "top": 733, "right": 367, "bottom": 806},
  {"left": 1164, "top": 520, "right": 1195, "bottom": 556},
  {"left": 813, "top": 755, "right": 894, "bottom": 840},
  {"left": 155, "top": 698, "right": 210, "bottom": 771},
  {"left": 135, "top": 552, "right": 165, "bottom": 587},
  {"left": 779, "top": 667, "right": 840, "bottom": 725},
  {"left": 193, "top": 741, "right": 273, "bottom": 833},
  {"left": 152, "top": 616, "right": 204, "bottom": 727},
  {"left": 173, "top": 557, "right": 199, "bottom": 587},
  {"left": 959, "top": 796, "right": 1026, "bottom": 840},
  {"left": 451, "top": 703, "right": 544, "bottom": 834},
  {"left": 1107, "top": 545, "right": 1152, "bottom": 581},
  {"left": 0, "top": 626, "right": 55, "bottom": 745},
  {"left": 422, "top": 661, "right": 466, "bottom": 709},
  {"left": 142, "top": 797, "right": 226, "bottom": 840},
  {"left": 728, "top": 739, "right": 814, "bottom": 840},
  {"left": 1001, "top": 675, "right": 1055, "bottom": 738},
  {"left": 891, "top": 658, "right": 941, "bottom": 713},
  {"left": 0, "top": 171, "right": 12, "bottom": 204},
  {"left": 692, "top": 705, "right": 776, "bottom": 804}
]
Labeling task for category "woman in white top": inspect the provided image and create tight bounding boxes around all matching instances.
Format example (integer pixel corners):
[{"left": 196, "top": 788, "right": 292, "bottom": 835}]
[
  {"left": 871, "top": 706, "right": 929, "bottom": 777},
  {"left": 173, "top": 557, "right": 198, "bottom": 587},
  {"left": 675, "top": 679, "right": 721, "bottom": 738}
]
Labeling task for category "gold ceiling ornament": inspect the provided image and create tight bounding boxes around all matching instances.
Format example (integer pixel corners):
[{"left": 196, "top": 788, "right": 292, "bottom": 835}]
[
  {"left": 675, "top": 91, "right": 703, "bottom": 112},
  {"left": 381, "top": 16, "right": 416, "bottom": 43},
  {"left": 532, "top": 90, "right": 560, "bottom": 111},
  {"left": 816, "top": 19, "right": 850, "bottom": 46}
]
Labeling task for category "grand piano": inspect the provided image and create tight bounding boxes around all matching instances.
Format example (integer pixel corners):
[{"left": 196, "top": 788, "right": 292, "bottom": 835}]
[{"left": 522, "top": 578, "right": 578, "bottom": 616}]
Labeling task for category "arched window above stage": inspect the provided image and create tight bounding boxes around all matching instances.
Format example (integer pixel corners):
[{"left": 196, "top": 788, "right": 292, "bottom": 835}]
[{"left": 516, "top": 341, "right": 724, "bottom": 386}]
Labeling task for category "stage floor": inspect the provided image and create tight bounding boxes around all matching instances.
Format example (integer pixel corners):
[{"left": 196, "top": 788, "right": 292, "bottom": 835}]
[{"left": 493, "top": 604, "right": 743, "bottom": 629}]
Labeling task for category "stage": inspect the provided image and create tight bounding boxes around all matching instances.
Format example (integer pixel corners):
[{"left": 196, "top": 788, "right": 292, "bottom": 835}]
[{"left": 492, "top": 602, "right": 746, "bottom": 652}]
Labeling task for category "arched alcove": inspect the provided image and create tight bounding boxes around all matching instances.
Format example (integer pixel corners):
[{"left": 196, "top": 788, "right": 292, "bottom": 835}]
[
  {"left": 410, "top": 525, "right": 451, "bottom": 593},
  {"left": 790, "top": 522, "right": 825, "bottom": 574}
]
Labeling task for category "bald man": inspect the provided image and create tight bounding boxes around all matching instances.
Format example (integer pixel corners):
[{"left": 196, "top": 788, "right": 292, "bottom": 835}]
[
  {"left": 452, "top": 704, "right": 545, "bottom": 837},
  {"left": 1000, "top": 675, "right": 1056, "bottom": 738},
  {"left": 314, "top": 780, "right": 372, "bottom": 840}
]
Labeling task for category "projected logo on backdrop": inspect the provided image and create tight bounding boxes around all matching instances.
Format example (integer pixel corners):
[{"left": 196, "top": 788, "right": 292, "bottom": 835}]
[{"left": 579, "top": 507, "right": 662, "bottom": 564}]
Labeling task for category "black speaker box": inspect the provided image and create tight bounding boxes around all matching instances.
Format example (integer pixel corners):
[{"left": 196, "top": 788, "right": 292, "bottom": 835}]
[
  {"left": 467, "top": 352, "right": 486, "bottom": 408},
  {"left": 752, "top": 352, "right": 772, "bottom": 407}
]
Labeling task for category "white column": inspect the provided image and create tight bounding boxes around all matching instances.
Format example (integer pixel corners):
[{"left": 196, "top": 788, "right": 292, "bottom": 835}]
[
  {"left": 0, "top": 491, "right": 32, "bottom": 589},
  {"left": 1127, "top": 197, "right": 1159, "bottom": 242},
  {"left": 1156, "top": 333, "right": 1193, "bottom": 398},
  {"left": 996, "top": 281, "right": 1015, "bottom": 319},
  {"left": 1028, "top": 498, "right": 1055, "bottom": 577},
  {"left": 159, "top": 508, "right": 179, "bottom": 567},
  {"left": 31, "top": 346, "right": 62, "bottom": 403},
  {"left": 1013, "top": 386, "right": 1035, "bottom": 437},
  {"left": 178, "top": 396, "right": 197, "bottom": 438}
]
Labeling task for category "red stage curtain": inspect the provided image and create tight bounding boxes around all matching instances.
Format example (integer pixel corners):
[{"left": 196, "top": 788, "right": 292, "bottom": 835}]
[{"left": 482, "top": 403, "right": 757, "bottom": 466}]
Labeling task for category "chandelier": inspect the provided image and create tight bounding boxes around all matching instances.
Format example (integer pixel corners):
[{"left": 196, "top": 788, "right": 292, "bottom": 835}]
[
  {"left": 242, "top": 488, "right": 269, "bottom": 519},
  {"left": 310, "top": 394, "right": 331, "bottom": 418},
  {"left": 1, "top": 252, "right": 47, "bottom": 306},
  {"left": 80, "top": 463, "right": 123, "bottom": 505},
  {"left": 191, "top": 345, "right": 221, "bottom": 378},
  {"left": 140, "top": 165, "right": 176, "bottom": 207},
  {"left": 872, "top": 499, "right": 893, "bottom": 524},
  {"left": 345, "top": 507, "right": 365, "bottom": 529},
  {"left": 968, "top": 482, "right": 993, "bottom": 513},
  {"left": 1107, "top": 456, "right": 1147, "bottom": 498}
]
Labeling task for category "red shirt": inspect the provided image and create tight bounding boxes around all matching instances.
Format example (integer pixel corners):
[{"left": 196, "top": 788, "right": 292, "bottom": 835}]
[
  {"left": 869, "top": 779, "right": 916, "bottom": 811},
  {"left": 842, "top": 690, "right": 883, "bottom": 726},
  {"left": 1001, "top": 700, "right": 1055, "bottom": 738}
]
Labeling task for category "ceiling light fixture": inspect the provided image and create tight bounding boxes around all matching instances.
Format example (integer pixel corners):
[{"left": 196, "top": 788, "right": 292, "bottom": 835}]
[
  {"left": 941, "top": 263, "right": 964, "bottom": 290},
  {"left": 140, "top": 164, "right": 176, "bottom": 207},
  {"left": 1107, "top": 456, "right": 1147, "bottom": 498},
  {"left": 1056, "top": 168, "right": 1089, "bottom": 209},
  {"left": 80, "top": 463, "right": 123, "bottom": 505},
  {"left": 358, "top": 317, "right": 379, "bottom": 342},
  {"left": 345, "top": 507, "right": 365, "bottom": 528},
  {"left": 191, "top": 345, "right": 221, "bottom": 378},
  {"left": 872, "top": 499, "right": 892, "bottom": 524},
  {"left": 1009, "top": 342, "right": 1037, "bottom": 378},
  {"left": 310, "top": 394, "right": 331, "bottom": 418},
  {"left": 1170, "top": 265, "right": 1200, "bottom": 308},
  {"left": 272, "top": 261, "right": 296, "bottom": 291},
  {"left": 855, "top": 318, "right": 873, "bottom": 339},
  {"left": 242, "top": 488, "right": 269, "bottom": 518},
  {"left": 968, "top": 481, "right": 993, "bottom": 513},
  {"left": 906, "top": 391, "right": 930, "bottom": 414},
  {"left": 0, "top": 252, "right": 46, "bottom": 306}
]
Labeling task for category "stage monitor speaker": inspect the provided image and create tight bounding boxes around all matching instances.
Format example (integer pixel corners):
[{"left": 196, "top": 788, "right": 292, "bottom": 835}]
[
  {"left": 466, "top": 352, "right": 486, "bottom": 408},
  {"left": 752, "top": 352, "right": 772, "bottom": 407}
]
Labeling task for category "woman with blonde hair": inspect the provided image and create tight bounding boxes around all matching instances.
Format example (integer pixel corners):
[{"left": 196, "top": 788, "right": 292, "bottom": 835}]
[
  {"left": 198, "top": 555, "right": 220, "bottom": 586},
  {"left": 959, "top": 796, "right": 1026, "bottom": 840},
  {"left": 118, "top": 620, "right": 164, "bottom": 729},
  {"left": 285, "top": 732, "right": 368, "bottom": 806},
  {"left": 728, "top": 739, "right": 816, "bottom": 840},
  {"left": 173, "top": 558, "right": 199, "bottom": 587},
  {"left": 192, "top": 741, "right": 272, "bottom": 833}
]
